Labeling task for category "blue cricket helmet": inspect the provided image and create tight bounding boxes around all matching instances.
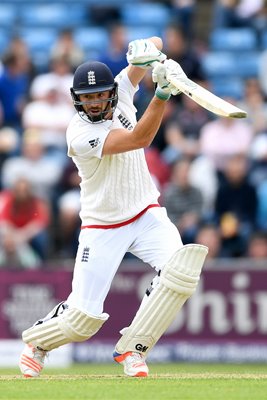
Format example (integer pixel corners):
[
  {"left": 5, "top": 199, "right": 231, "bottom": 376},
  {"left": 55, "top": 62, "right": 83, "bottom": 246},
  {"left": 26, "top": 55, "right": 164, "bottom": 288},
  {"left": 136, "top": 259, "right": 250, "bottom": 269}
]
[{"left": 70, "top": 61, "right": 118, "bottom": 122}]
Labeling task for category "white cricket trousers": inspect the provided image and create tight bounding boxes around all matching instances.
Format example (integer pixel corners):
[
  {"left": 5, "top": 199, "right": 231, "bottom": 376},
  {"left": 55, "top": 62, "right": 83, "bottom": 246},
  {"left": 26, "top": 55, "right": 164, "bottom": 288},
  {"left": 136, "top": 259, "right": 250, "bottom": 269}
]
[{"left": 67, "top": 207, "right": 183, "bottom": 316}]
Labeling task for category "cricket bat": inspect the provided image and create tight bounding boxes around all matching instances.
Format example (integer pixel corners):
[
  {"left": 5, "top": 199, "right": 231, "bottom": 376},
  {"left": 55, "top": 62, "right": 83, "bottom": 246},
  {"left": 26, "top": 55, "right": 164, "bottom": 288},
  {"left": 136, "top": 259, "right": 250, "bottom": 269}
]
[
  {"left": 168, "top": 74, "right": 247, "bottom": 119},
  {"left": 151, "top": 60, "right": 247, "bottom": 119}
]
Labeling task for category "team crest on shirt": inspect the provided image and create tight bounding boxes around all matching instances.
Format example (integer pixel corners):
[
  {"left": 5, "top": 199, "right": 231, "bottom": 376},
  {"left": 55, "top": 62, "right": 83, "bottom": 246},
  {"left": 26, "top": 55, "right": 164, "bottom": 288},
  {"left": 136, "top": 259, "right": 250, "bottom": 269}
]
[
  {"left": 88, "top": 71, "right": 96, "bottom": 85},
  {"left": 89, "top": 137, "right": 100, "bottom": 148}
]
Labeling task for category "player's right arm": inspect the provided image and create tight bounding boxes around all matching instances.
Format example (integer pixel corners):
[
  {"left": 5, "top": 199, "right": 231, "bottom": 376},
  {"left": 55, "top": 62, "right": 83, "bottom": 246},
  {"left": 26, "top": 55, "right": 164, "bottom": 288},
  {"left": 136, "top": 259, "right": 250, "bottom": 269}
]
[
  {"left": 102, "top": 60, "right": 183, "bottom": 156},
  {"left": 102, "top": 96, "right": 168, "bottom": 155}
]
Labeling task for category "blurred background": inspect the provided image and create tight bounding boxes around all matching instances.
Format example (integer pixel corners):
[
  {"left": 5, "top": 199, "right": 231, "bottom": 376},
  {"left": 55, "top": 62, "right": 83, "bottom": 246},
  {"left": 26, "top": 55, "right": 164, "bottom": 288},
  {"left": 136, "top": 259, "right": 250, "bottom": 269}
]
[{"left": 1, "top": 0, "right": 267, "bottom": 366}]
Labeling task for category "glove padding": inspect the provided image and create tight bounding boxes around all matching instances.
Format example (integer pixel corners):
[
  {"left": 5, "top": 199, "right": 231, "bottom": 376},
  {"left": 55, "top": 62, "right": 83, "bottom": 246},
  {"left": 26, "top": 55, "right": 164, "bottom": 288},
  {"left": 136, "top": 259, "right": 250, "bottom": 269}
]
[
  {"left": 127, "top": 39, "right": 166, "bottom": 69},
  {"left": 152, "top": 59, "right": 187, "bottom": 96}
]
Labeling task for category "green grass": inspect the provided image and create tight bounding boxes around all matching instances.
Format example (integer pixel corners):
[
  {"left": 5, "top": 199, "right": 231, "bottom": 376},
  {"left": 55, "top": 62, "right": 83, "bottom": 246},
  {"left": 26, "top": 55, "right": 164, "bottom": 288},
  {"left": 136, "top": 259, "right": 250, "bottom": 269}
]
[{"left": 1, "top": 363, "right": 267, "bottom": 400}]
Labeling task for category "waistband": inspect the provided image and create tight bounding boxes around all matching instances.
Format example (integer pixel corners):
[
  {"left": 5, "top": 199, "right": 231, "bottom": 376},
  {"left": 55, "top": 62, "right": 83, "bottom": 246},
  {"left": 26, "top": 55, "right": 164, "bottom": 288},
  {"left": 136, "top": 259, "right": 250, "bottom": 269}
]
[{"left": 81, "top": 203, "right": 160, "bottom": 230}]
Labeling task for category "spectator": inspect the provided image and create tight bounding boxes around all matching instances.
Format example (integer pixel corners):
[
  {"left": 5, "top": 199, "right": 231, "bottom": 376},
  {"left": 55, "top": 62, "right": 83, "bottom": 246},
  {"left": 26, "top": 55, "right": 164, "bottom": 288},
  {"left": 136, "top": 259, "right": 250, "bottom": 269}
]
[
  {"left": 170, "top": 0, "right": 196, "bottom": 41},
  {"left": 212, "top": 0, "right": 266, "bottom": 32},
  {"left": 256, "top": 178, "right": 267, "bottom": 231},
  {"left": 0, "top": 177, "right": 50, "bottom": 261},
  {"left": 1, "top": 129, "right": 63, "bottom": 201},
  {"left": 237, "top": 78, "right": 267, "bottom": 134},
  {"left": 163, "top": 24, "right": 206, "bottom": 84},
  {"left": 134, "top": 69, "right": 156, "bottom": 119},
  {"left": 0, "top": 231, "right": 41, "bottom": 269},
  {"left": 145, "top": 147, "right": 170, "bottom": 191},
  {"left": 99, "top": 24, "right": 128, "bottom": 77},
  {"left": 257, "top": 46, "right": 267, "bottom": 99},
  {"left": 249, "top": 128, "right": 267, "bottom": 188},
  {"left": 8, "top": 36, "right": 35, "bottom": 79},
  {"left": 247, "top": 231, "right": 267, "bottom": 259},
  {"left": 161, "top": 124, "right": 186, "bottom": 164},
  {"left": 214, "top": 153, "right": 258, "bottom": 257},
  {"left": 195, "top": 223, "right": 223, "bottom": 259},
  {"left": 162, "top": 157, "right": 203, "bottom": 243},
  {"left": 189, "top": 155, "right": 218, "bottom": 218},
  {"left": 161, "top": 94, "right": 212, "bottom": 162},
  {"left": 29, "top": 55, "right": 73, "bottom": 105},
  {"left": 199, "top": 109, "right": 253, "bottom": 175},
  {"left": 0, "top": 127, "right": 19, "bottom": 185},
  {"left": 89, "top": 4, "right": 121, "bottom": 26},
  {"left": 0, "top": 51, "right": 32, "bottom": 130},
  {"left": 22, "top": 82, "right": 74, "bottom": 165},
  {"left": 50, "top": 29, "right": 85, "bottom": 71},
  {"left": 236, "top": 79, "right": 267, "bottom": 186},
  {"left": 57, "top": 190, "right": 80, "bottom": 259},
  {"left": 55, "top": 160, "right": 81, "bottom": 258}
]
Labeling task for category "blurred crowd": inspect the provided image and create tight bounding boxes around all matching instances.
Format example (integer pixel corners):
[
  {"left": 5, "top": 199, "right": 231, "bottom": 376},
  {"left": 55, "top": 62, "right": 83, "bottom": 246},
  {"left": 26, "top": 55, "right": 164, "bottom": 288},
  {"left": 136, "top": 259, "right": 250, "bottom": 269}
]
[{"left": 1, "top": 0, "right": 267, "bottom": 268}]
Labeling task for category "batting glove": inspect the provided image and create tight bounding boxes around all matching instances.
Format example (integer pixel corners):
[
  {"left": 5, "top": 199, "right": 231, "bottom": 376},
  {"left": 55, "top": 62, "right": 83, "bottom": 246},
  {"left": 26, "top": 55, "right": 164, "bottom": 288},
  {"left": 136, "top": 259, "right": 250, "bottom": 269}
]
[
  {"left": 164, "top": 58, "right": 187, "bottom": 85},
  {"left": 152, "top": 61, "right": 181, "bottom": 101},
  {"left": 127, "top": 39, "right": 166, "bottom": 69}
]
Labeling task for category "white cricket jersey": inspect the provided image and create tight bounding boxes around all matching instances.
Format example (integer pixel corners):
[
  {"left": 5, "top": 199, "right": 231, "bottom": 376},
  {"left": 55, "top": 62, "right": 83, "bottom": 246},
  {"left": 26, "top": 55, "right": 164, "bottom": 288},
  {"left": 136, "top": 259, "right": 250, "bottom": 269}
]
[{"left": 66, "top": 68, "right": 160, "bottom": 227}]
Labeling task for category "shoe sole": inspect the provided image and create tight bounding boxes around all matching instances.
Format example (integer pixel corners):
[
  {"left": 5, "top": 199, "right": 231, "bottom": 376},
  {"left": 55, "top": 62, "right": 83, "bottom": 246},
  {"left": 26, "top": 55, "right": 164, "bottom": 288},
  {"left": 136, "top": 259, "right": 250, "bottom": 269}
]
[
  {"left": 113, "top": 352, "right": 149, "bottom": 377},
  {"left": 133, "top": 371, "right": 148, "bottom": 377}
]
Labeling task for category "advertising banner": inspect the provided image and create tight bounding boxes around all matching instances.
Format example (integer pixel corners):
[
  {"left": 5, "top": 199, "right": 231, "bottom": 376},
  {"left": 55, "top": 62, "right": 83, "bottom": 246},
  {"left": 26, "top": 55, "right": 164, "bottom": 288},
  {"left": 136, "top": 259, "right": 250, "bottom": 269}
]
[{"left": 0, "top": 262, "right": 267, "bottom": 362}]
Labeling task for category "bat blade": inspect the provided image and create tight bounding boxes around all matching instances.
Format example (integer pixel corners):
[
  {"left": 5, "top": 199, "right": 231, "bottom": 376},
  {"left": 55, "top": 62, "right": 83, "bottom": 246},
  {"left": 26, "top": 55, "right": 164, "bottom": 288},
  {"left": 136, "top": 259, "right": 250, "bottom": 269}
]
[{"left": 168, "top": 75, "right": 247, "bottom": 119}]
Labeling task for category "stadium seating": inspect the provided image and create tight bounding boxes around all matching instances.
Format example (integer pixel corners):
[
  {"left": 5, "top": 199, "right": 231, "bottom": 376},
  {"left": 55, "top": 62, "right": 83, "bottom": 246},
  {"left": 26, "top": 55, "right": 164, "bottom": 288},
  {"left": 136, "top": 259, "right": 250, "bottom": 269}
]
[
  {"left": 260, "top": 30, "right": 267, "bottom": 49},
  {"left": 201, "top": 52, "right": 237, "bottom": 78},
  {"left": 0, "top": 4, "right": 17, "bottom": 27},
  {"left": 18, "top": 27, "right": 59, "bottom": 71},
  {"left": 74, "top": 27, "right": 109, "bottom": 59},
  {"left": 19, "top": 3, "right": 88, "bottom": 28},
  {"left": 54, "top": 0, "right": 137, "bottom": 3},
  {"left": 236, "top": 52, "right": 260, "bottom": 78},
  {"left": 126, "top": 26, "right": 162, "bottom": 42},
  {"left": 210, "top": 77, "right": 245, "bottom": 100},
  {"left": 18, "top": 27, "right": 58, "bottom": 53},
  {"left": 121, "top": 3, "right": 171, "bottom": 28},
  {"left": 0, "top": 30, "right": 10, "bottom": 55},
  {"left": 0, "top": 1, "right": 260, "bottom": 85},
  {"left": 210, "top": 28, "right": 258, "bottom": 52},
  {"left": 202, "top": 51, "right": 259, "bottom": 79}
]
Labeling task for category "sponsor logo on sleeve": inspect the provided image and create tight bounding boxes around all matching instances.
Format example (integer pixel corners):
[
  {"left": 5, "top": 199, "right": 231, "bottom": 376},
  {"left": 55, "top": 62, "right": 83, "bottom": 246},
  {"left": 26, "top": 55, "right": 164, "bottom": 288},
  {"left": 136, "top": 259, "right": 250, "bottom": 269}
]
[{"left": 88, "top": 138, "right": 100, "bottom": 148}]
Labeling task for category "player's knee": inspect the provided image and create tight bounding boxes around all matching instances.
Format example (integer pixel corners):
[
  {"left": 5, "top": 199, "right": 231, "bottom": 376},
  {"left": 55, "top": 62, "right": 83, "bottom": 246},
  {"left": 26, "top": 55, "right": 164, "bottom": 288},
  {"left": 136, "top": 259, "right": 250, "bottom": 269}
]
[
  {"left": 160, "top": 244, "right": 208, "bottom": 296},
  {"left": 58, "top": 308, "right": 109, "bottom": 341},
  {"left": 161, "top": 269, "right": 199, "bottom": 295}
]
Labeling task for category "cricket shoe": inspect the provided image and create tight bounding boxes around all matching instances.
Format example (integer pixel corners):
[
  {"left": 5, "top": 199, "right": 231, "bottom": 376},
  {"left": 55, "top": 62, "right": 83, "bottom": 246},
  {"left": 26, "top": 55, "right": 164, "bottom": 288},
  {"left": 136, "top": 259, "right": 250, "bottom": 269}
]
[
  {"left": 113, "top": 351, "right": 149, "bottom": 377},
  {"left": 19, "top": 343, "right": 47, "bottom": 378}
]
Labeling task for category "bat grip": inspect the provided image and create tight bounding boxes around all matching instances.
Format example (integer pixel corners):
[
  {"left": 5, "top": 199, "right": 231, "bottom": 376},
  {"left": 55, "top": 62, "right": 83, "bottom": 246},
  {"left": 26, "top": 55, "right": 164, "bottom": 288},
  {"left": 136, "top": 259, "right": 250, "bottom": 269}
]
[{"left": 151, "top": 61, "right": 161, "bottom": 68}]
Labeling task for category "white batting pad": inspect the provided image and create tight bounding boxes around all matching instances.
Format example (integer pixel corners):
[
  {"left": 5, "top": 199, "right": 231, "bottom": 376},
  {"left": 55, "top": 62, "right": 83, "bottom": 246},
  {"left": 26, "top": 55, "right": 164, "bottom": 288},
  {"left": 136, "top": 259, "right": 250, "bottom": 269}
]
[
  {"left": 22, "top": 308, "right": 109, "bottom": 351},
  {"left": 115, "top": 244, "right": 208, "bottom": 356}
]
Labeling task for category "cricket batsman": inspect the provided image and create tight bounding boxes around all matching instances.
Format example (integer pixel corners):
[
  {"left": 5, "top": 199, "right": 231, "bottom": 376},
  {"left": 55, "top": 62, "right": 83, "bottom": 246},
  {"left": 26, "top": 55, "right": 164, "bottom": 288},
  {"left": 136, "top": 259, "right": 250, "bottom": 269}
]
[{"left": 19, "top": 36, "right": 208, "bottom": 378}]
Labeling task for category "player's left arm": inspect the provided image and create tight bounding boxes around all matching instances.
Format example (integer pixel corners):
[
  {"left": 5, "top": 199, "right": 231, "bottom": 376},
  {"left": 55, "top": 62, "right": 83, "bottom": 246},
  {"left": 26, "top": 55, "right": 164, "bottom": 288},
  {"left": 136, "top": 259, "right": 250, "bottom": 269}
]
[{"left": 126, "top": 37, "right": 166, "bottom": 87}]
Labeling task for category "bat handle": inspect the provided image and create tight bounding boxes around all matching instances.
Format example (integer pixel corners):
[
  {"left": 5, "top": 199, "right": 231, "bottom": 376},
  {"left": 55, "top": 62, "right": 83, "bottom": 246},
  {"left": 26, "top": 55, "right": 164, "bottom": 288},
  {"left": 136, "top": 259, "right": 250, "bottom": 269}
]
[{"left": 151, "top": 61, "right": 161, "bottom": 68}]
